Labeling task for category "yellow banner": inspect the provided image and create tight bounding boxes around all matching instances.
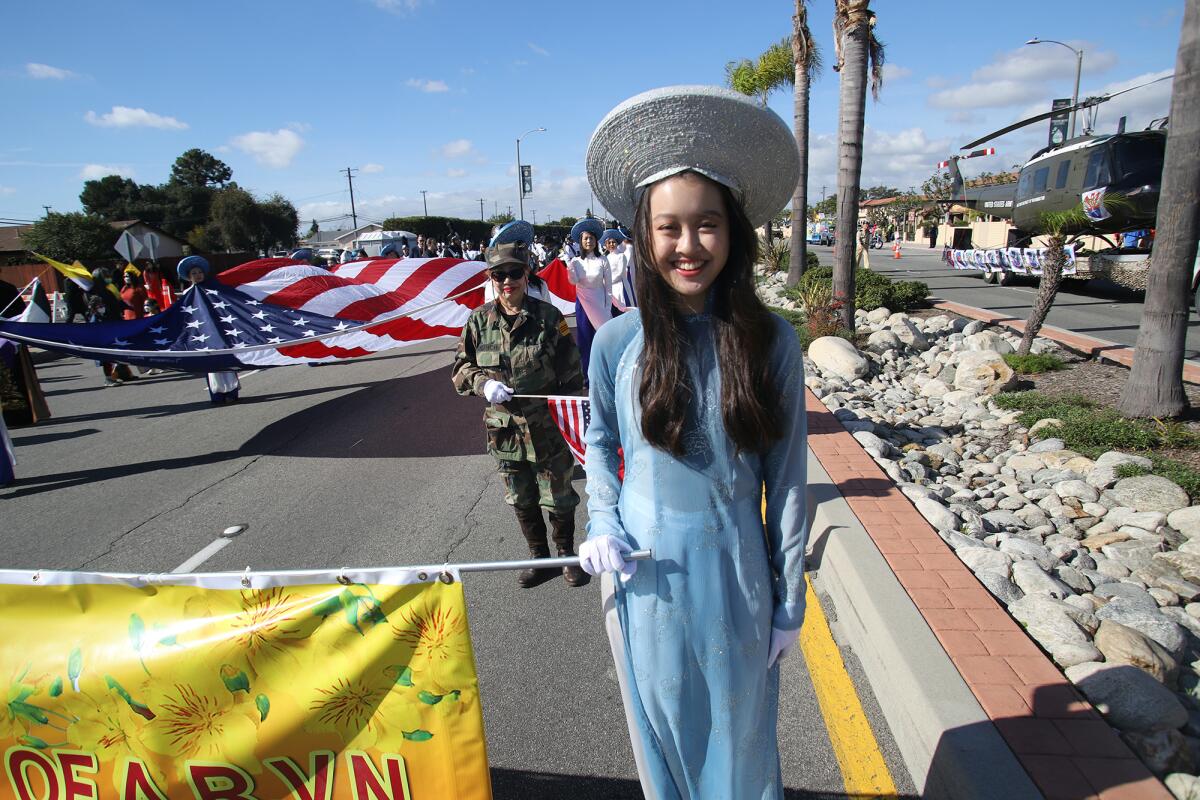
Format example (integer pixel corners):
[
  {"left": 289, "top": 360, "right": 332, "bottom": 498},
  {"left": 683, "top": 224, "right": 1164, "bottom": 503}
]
[{"left": 0, "top": 571, "right": 492, "bottom": 799}]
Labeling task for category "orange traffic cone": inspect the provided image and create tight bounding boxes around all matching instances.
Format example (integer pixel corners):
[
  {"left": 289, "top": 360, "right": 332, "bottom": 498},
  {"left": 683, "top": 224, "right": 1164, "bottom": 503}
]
[{"left": 892, "top": 241, "right": 902, "bottom": 259}]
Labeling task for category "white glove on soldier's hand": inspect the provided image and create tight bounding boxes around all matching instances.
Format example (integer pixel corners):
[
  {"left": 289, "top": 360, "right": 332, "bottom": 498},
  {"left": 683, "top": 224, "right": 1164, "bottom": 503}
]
[
  {"left": 483, "top": 379, "right": 513, "bottom": 404},
  {"left": 767, "top": 626, "right": 800, "bottom": 669},
  {"left": 578, "top": 535, "right": 636, "bottom": 578}
]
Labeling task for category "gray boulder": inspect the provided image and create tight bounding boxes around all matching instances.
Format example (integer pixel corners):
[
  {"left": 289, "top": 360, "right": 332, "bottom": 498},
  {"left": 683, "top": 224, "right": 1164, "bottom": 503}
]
[
  {"left": 1064, "top": 662, "right": 1188, "bottom": 733},
  {"left": 1011, "top": 560, "right": 1074, "bottom": 599},
  {"left": 809, "top": 336, "right": 870, "bottom": 381},
  {"left": 1094, "top": 599, "right": 1188, "bottom": 659},
  {"left": 1111, "top": 475, "right": 1191, "bottom": 515},
  {"left": 953, "top": 350, "right": 1017, "bottom": 396},
  {"left": 1169, "top": 506, "right": 1200, "bottom": 539},
  {"left": 1093, "top": 620, "right": 1178, "bottom": 685}
]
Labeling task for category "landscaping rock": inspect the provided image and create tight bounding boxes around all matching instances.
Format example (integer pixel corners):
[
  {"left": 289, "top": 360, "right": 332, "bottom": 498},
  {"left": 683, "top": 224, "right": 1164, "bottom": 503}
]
[
  {"left": 1123, "top": 729, "right": 1195, "bottom": 777},
  {"left": 952, "top": 350, "right": 1016, "bottom": 396},
  {"left": 914, "top": 497, "right": 960, "bottom": 532},
  {"left": 1094, "top": 620, "right": 1179, "bottom": 685},
  {"left": 808, "top": 336, "right": 870, "bottom": 381},
  {"left": 1011, "top": 560, "right": 1073, "bottom": 599},
  {"left": 1064, "top": 662, "right": 1188, "bottom": 733},
  {"left": 1111, "top": 475, "right": 1191, "bottom": 515},
  {"left": 1169, "top": 507, "right": 1200, "bottom": 539}
]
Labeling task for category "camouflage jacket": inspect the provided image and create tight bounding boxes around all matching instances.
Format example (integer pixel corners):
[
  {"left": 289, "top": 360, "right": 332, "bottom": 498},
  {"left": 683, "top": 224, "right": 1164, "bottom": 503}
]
[{"left": 451, "top": 296, "right": 584, "bottom": 463}]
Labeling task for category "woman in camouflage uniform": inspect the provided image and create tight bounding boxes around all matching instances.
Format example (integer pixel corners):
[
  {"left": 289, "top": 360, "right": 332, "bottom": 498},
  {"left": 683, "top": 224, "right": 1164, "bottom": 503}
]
[{"left": 451, "top": 236, "right": 589, "bottom": 588}]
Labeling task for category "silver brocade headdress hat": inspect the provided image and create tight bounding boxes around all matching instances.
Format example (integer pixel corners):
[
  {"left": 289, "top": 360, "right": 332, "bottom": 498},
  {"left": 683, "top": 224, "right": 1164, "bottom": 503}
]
[{"left": 586, "top": 85, "right": 800, "bottom": 230}]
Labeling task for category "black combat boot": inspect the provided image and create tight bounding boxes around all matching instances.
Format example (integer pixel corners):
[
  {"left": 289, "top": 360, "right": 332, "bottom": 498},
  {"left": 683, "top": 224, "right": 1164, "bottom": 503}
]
[
  {"left": 514, "top": 506, "right": 560, "bottom": 589},
  {"left": 549, "top": 510, "right": 590, "bottom": 587}
]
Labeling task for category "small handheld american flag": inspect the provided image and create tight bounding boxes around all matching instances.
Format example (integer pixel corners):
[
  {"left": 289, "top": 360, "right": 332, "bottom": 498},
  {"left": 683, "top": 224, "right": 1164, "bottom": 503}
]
[{"left": 545, "top": 395, "right": 590, "bottom": 465}]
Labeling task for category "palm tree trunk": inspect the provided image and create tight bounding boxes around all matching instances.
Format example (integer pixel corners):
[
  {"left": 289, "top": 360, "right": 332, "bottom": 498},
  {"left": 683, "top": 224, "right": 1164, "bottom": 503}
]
[
  {"left": 1118, "top": 0, "right": 1198, "bottom": 418},
  {"left": 833, "top": 12, "right": 869, "bottom": 331},
  {"left": 788, "top": 61, "right": 811, "bottom": 287},
  {"left": 1018, "top": 236, "right": 1065, "bottom": 355}
]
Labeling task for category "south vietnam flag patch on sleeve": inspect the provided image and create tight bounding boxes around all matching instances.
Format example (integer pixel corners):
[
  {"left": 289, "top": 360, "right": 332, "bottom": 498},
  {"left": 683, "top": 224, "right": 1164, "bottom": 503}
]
[{"left": 558, "top": 319, "right": 570, "bottom": 337}]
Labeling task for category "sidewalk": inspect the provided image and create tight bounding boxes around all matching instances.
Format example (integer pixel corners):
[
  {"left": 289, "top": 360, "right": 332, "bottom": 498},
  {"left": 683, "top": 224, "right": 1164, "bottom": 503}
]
[{"left": 805, "top": 388, "right": 1172, "bottom": 799}]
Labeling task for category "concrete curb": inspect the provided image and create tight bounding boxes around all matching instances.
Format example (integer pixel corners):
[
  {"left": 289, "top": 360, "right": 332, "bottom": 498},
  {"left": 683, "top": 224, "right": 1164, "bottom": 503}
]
[{"left": 806, "top": 449, "right": 1042, "bottom": 799}]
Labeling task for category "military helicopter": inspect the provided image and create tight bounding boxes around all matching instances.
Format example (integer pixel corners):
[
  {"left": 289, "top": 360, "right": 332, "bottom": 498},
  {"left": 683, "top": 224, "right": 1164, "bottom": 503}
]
[{"left": 939, "top": 74, "right": 1173, "bottom": 250}]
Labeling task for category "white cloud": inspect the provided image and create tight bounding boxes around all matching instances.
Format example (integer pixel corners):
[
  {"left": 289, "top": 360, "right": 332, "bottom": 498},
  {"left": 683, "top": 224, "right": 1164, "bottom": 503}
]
[
  {"left": 929, "top": 44, "right": 1120, "bottom": 111},
  {"left": 406, "top": 78, "right": 449, "bottom": 93},
  {"left": 1090, "top": 69, "right": 1174, "bottom": 132},
  {"left": 26, "top": 63, "right": 76, "bottom": 80},
  {"left": 528, "top": 43, "right": 550, "bottom": 57},
  {"left": 373, "top": 0, "right": 421, "bottom": 13},
  {"left": 882, "top": 64, "right": 912, "bottom": 82},
  {"left": 440, "top": 139, "right": 475, "bottom": 159},
  {"left": 361, "top": 163, "right": 385, "bottom": 174},
  {"left": 230, "top": 129, "right": 304, "bottom": 168},
  {"left": 79, "top": 164, "right": 135, "bottom": 180},
  {"left": 513, "top": 60, "right": 529, "bottom": 67},
  {"left": 0, "top": 186, "right": 15, "bottom": 195},
  {"left": 447, "top": 168, "right": 467, "bottom": 178},
  {"left": 84, "top": 106, "right": 188, "bottom": 130},
  {"left": 806, "top": 125, "right": 959, "bottom": 197}
]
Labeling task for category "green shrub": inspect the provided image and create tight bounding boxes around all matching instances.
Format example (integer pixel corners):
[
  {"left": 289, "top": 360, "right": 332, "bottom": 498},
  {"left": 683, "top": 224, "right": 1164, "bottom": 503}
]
[
  {"left": 785, "top": 266, "right": 928, "bottom": 312},
  {"left": 768, "top": 305, "right": 852, "bottom": 351},
  {"left": 1003, "top": 353, "right": 1066, "bottom": 374},
  {"left": 994, "top": 390, "right": 1193, "bottom": 455}
]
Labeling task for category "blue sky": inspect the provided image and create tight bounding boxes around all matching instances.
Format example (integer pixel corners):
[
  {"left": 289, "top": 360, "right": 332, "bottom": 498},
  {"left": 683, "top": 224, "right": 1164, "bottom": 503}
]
[{"left": 0, "top": 0, "right": 1185, "bottom": 232}]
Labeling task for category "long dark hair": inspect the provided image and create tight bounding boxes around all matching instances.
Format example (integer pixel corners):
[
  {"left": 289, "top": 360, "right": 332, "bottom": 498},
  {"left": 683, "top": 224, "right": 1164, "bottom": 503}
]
[{"left": 633, "top": 172, "right": 781, "bottom": 456}]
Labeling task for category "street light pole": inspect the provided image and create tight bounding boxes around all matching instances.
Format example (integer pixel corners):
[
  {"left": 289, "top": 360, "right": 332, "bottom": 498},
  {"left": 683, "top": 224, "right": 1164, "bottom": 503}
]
[
  {"left": 420, "top": 190, "right": 428, "bottom": 217},
  {"left": 1026, "top": 38, "right": 1084, "bottom": 138},
  {"left": 516, "top": 127, "right": 545, "bottom": 221}
]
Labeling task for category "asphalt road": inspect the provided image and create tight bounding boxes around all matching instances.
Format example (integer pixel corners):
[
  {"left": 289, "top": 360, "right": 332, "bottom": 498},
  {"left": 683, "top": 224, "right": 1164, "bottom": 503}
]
[
  {"left": 2, "top": 345, "right": 916, "bottom": 799},
  {"left": 810, "top": 242, "right": 1200, "bottom": 363}
]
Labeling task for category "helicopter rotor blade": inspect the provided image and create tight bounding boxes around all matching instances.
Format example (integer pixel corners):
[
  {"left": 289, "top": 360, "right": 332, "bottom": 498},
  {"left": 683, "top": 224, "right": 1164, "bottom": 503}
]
[{"left": 960, "top": 73, "right": 1174, "bottom": 150}]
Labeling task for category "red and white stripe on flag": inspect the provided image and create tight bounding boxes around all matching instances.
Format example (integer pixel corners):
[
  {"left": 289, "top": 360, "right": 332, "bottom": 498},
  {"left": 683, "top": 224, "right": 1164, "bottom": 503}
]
[{"left": 545, "top": 395, "right": 589, "bottom": 465}]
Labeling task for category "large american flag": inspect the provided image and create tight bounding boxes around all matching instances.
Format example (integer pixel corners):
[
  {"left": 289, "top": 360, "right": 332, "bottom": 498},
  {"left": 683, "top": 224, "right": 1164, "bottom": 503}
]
[
  {"left": 545, "top": 395, "right": 589, "bottom": 464},
  {"left": 0, "top": 257, "right": 489, "bottom": 371}
]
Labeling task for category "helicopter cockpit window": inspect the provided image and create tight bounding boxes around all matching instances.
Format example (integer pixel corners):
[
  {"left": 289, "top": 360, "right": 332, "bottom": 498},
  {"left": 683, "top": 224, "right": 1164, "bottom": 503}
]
[
  {"left": 1112, "top": 137, "right": 1166, "bottom": 184},
  {"left": 1055, "top": 160, "right": 1071, "bottom": 189},
  {"left": 1033, "top": 167, "right": 1050, "bottom": 193},
  {"left": 1084, "top": 150, "right": 1113, "bottom": 191},
  {"left": 1017, "top": 169, "right": 1034, "bottom": 197}
]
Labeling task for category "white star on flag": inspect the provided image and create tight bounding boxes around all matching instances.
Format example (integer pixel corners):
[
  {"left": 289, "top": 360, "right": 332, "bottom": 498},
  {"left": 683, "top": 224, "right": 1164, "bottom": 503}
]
[
  {"left": 211, "top": 301, "right": 228, "bottom": 309},
  {"left": 233, "top": 343, "right": 248, "bottom": 349},
  {"left": 252, "top": 311, "right": 268, "bottom": 320},
  {"left": 259, "top": 324, "right": 274, "bottom": 333},
  {"left": 186, "top": 320, "right": 202, "bottom": 329},
  {"left": 333, "top": 321, "right": 349, "bottom": 331},
  {"left": 111, "top": 338, "right": 130, "bottom": 346},
  {"left": 295, "top": 317, "right": 309, "bottom": 326},
  {"left": 190, "top": 334, "right": 210, "bottom": 343},
  {"left": 224, "top": 328, "right": 241, "bottom": 337},
  {"left": 302, "top": 330, "right": 317, "bottom": 337},
  {"left": 219, "top": 315, "right": 235, "bottom": 324},
  {"left": 150, "top": 326, "right": 166, "bottom": 334},
  {"left": 266, "top": 337, "right": 282, "bottom": 344},
  {"left": 154, "top": 338, "right": 170, "bottom": 346}
]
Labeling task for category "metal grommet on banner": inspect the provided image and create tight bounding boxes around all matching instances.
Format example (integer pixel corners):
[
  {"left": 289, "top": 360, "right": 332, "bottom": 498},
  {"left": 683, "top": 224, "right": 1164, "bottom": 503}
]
[
  {"left": 31, "top": 570, "right": 41, "bottom": 584},
  {"left": 336, "top": 568, "right": 352, "bottom": 586},
  {"left": 439, "top": 571, "right": 454, "bottom": 585},
  {"left": 417, "top": 571, "right": 428, "bottom": 582},
  {"left": 241, "top": 566, "right": 252, "bottom": 588}
]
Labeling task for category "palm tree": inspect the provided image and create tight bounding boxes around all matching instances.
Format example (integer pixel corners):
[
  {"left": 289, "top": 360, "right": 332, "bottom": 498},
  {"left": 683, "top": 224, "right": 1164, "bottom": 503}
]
[
  {"left": 831, "top": 0, "right": 885, "bottom": 331},
  {"left": 1017, "top": 208, "right": 1087, "bottom": 355},
  {"left": 788, "top": 1, "right": 821, "bottom": 287},
  {"left": 726, "top": 39, "right": 795, "bottom": 246},
  {"left": 1118, "top": 0, "right": 1197, "bottom": 419}
]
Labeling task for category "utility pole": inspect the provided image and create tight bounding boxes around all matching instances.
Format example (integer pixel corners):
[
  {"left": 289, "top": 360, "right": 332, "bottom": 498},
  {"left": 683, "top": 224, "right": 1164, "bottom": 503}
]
[
  {"left": 42, "top": 205, "right": 51, "bottom": 216},
  {"left": 530, "top": 210, "right": 537, "bottom": 225},
  {"left": 479, "top": 198, "right": 485, "bottom": 221},
  {"left": 420, "top": 190, "right": 428, "bottom": 217},
  {"left": 342, "top": 168, "right": 358, "bottom": 229}
]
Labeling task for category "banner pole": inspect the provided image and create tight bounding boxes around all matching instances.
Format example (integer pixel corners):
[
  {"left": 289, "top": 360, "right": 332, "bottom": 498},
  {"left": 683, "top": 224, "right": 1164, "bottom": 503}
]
[{"left": 451, "top": 549, "right": 650, "bottom": 574}]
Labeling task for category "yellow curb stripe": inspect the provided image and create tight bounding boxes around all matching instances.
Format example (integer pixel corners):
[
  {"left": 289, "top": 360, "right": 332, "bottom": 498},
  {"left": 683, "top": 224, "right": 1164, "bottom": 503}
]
[{"left": 800, "top": 581, "right": 898, "bottom": 797}]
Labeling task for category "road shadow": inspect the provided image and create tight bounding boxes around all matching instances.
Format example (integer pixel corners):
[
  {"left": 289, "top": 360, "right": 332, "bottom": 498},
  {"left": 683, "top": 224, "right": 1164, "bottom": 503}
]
[
  {"left": 489, "top": 767, "right": 918, "bottom": 799},
  {"left": 1, "top": 366, "right": 484, "bottom": 498},
  {"left": 10, "top": 427, "right": 100, "bottom": 446}
]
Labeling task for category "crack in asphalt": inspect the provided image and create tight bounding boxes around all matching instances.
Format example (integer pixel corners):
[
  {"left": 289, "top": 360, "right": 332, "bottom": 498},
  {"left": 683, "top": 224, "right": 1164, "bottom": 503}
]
[
  {"left": 72, "top": 453, "right": 270, "bottom": 571},
  {"left": 442, "top": 470, "right": 494, "bottom": 564}
]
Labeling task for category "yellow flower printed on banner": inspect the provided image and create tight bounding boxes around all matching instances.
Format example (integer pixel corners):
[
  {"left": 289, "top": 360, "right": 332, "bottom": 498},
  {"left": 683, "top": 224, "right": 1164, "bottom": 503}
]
[
  {"left": 301, "top": 659, "right": 422, "bottom": 750},
  {"left": 3, "top": 662, "right": 66, "bottom": 749},
  {"left": 390, "top": 601, "right": 469, "bottom": 692},
  {"left": 141, "top": 670, "right": 261, "bottom": 773},
  {"left": 180, "top": 586, "right": 321, "bottom": 679},
  {"left": 60, "top": 682, "right": 167, "bottom": 792}
]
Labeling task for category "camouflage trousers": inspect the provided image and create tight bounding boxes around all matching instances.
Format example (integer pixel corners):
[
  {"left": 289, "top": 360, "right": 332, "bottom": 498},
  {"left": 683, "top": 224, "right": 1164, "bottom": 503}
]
[{"left": 496, "top": 449, "right": 579, "bottom": 511}]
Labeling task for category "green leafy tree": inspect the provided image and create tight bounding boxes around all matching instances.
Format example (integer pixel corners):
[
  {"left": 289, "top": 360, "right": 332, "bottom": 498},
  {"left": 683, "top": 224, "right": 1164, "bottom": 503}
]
[
  {"left": 258, "top": 194, "right": 300, "bottom": 252},
  {"left": 79, "top": 175, "right": 143, "bottom": 220},
  {"left": 207, "top": 186, "right": 261, "bottom": 252},
  {"left": 169, "top": 149, "right": 232, "bottom": 189},
  {"left": 921, "top": 168, "right": 954, "bottom": 200},
  {"left": 307, "top": 219, "right": 319, "bottom": 238},
  {"left": 486, "top": 212, "right": 515, "bottom": 226},
  {"left": 19, "top": 212, "right": 116, "bottom": 261},
  {"left": 832, "top": 0, "right": 885, "bottom": 330},
  {"left": 726, "top": 38, "right": 797, "bottom": 248},
  {"left": 1119, "top": 0, "right": 1197, "bottom": 418}
]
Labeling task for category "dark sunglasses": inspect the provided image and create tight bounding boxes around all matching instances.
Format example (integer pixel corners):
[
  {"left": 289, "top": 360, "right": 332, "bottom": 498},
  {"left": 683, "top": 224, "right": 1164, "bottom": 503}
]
[{"left": 489, "top": 267, "right": 527, "bottom": 282}]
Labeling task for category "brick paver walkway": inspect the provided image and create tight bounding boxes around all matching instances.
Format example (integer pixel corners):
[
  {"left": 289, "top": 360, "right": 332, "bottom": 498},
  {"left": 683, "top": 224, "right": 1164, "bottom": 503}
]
[{"left": 806, "top": 389, "right": 1171, "bottom": 800}]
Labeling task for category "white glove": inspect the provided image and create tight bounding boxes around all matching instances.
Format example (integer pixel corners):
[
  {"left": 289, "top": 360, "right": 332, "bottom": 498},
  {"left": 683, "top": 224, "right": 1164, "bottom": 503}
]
[
  {"left": 578, "top": 535, "right": 636, "bottom": 578},
  {"left": 483, "top": 379, "right": 513, "bottom": 404},
  {"left": 767, "top": 626, "right": 800, "bottom": 669}
]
